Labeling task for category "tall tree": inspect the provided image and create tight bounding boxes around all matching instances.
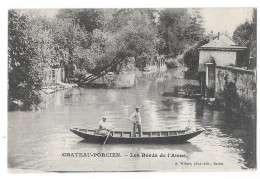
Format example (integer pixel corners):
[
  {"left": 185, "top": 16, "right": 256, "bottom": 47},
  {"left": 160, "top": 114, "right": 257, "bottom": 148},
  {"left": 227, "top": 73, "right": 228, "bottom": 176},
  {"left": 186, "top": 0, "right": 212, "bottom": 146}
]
[
  {"left": 8, "top": 10, "right": 43, "bottom": 110},
  {"left": 28, "top": 17, "right": 58, "bottom": 69},
  {"left": 232, "top": 8, "right": 257, "bottom": 69},
  {"left": 104, "top": 9, "right": 160, "bottom": 70},
  {"left": 185, "top": 9, "right": 205, "bottom": 45},
  {"left": 158, "top": 9, "right": 189, "bottom": 57},
  {"left": 158, "top": 8, "right": 204, "bottom": 58}
]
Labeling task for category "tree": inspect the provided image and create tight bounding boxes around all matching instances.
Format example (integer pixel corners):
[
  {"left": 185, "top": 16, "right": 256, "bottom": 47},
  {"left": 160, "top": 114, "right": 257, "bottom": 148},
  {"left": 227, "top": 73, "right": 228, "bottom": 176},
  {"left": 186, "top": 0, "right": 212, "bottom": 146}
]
[
  {"left": 8, "top": 10, "right": 43, "bottom": 110},
  {"left": 104, "top": 9, "right": 160, "bottom": 70},
  {"left": 183, "top": 38, "right": 209, "bottom": 79},
  {"left": 56, "top": 9, "right": 161, "bottom": 72},
  {"left": 233, "top": 20, "right": 251, "bottom": 47},
  {"left": 79, "top": 29, "right": 108, "bottom": 74},
  {"left": 52, "top": 19, "right": 89, "bottom": 81},
  {"left": 56, "top": 9, "right": 105, "bottom": 33},
  {"left": 158, "top": 8, "right": 204, "bottom": 58},
  {"left": 158, "top": 9, "right": 189, "bottom": 57},
  {"left": 184, "top": 9, "right": 204, "bottom": 45},
  {"left": 232, "top": 8, "right": 257, "bottom": 69},
  {"left": 28, "top": 17, "right": 58, "bottom": 69}
]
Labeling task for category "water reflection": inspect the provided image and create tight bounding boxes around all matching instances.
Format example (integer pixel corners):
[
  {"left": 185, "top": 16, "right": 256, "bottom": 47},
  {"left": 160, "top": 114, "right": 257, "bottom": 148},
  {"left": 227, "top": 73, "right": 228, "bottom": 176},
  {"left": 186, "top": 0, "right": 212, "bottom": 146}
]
[
  {"left": 78, "top": 140, "right": 203, "bottom": 154},
  {"left": 8, "top": 69, "right": 256, "bottom": 171}
]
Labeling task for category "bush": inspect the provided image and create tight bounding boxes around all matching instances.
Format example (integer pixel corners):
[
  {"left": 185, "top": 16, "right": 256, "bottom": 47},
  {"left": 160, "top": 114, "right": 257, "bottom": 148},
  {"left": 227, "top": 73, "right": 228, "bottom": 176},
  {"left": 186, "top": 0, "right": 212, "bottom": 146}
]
[
  {"left": 162, "top": 84, "right": 200, "bottom": 98},
  {"left": 181, "top": 84, "right": 200, "bottom": 98},
  {"left": 165, "top": 56, "right": 182, "bottom": 68}
]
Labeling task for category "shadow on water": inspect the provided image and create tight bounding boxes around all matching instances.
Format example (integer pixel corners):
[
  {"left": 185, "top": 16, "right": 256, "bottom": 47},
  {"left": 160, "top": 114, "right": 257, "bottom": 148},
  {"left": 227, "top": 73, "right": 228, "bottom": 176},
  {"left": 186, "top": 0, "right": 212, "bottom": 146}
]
[
  {"left": 194, "top": 101, "right": 256, "bottom": 169},
  {"left": 216, "top": 117, "right": 256, "bottom": 169}
]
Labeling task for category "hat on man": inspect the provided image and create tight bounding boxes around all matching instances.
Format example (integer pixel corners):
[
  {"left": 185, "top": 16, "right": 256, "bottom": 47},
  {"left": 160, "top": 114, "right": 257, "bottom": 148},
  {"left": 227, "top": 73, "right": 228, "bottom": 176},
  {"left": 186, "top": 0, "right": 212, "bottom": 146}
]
[
  {"left": 102, "top": 116, "right": 107, "bottom": 119},
  {"left": 135, "top": 106, "right": 140, "bottom": 109}
]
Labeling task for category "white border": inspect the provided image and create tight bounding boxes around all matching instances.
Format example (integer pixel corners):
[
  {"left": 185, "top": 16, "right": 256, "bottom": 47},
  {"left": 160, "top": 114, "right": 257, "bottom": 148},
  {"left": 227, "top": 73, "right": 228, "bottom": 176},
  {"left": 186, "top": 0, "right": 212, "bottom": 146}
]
[{"left": 1, "top": 0, "right": 259, "bottom": 179}]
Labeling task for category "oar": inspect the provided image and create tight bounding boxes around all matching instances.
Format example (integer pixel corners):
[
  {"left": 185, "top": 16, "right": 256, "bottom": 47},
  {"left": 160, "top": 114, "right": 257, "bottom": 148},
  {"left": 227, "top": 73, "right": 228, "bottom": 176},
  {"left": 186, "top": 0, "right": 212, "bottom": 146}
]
[{"left": 103, "top": 128, "right": 114, "bottom": 145}]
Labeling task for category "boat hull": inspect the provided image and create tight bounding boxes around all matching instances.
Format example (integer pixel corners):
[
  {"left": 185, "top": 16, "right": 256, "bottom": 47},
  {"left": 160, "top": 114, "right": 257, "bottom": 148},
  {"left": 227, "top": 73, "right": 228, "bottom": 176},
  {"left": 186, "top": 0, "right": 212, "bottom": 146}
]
[{"left": 70, "top": 128, "right": 204, "bottom": 144}]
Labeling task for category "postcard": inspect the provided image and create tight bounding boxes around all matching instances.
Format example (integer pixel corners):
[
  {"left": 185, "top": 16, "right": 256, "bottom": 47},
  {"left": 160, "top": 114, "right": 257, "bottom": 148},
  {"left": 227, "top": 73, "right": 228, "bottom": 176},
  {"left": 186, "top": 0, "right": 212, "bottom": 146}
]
[{"left": 7, "top": 8, "right": 256, "bottom": 172}]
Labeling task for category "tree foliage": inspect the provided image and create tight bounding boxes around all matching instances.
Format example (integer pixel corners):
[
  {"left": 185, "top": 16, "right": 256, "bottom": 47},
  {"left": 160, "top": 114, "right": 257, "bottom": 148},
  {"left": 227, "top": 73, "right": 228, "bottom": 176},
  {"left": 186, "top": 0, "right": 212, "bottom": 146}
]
[
  {"left": 158, "top": 8, "right": 204, "bottom": 58},
  {"left": 8, "top": 8, "right": 206, "bottom": 110},
  {"left": 106, "top": 9, "right": 160, "bottom": 69},
  {"left": 183, "top": 38, "right": 209, "bottom": 79},
  {"left": 8, "top": 10, "right": 43, "bottom": 110},
  {"left": 232, "top": 8, "right": 257, "bottom": 69},
  {"left": 185, "top": 9, "right": 204, "bottom": 44},
  {"left": 56, "top": 9, "right": 105, "bottom": 33}
]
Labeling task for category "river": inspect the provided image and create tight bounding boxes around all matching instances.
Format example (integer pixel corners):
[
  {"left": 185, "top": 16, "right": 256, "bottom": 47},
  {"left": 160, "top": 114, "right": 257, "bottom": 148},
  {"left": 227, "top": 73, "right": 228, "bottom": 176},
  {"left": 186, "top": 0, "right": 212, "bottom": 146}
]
[{"left": 8, "top": 69, "right": 256, "bottom": 172}]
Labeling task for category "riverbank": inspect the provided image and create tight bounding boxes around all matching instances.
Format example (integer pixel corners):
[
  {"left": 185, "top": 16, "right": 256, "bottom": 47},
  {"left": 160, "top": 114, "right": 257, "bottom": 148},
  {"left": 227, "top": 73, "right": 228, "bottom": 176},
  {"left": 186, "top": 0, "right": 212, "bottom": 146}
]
[{"left": 10, "top": 82, "right": 78, "bottom": 111}]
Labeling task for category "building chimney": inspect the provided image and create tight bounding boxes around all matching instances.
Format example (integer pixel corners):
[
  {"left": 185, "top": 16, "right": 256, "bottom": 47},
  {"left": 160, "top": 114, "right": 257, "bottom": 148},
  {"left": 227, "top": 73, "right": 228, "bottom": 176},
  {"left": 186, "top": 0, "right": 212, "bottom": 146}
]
[
  {"left": 218, "top": 32, "right": 220, "bottom": 40},
  {"left": 209, "top": 31, "right": 214, "bottom": 42}
]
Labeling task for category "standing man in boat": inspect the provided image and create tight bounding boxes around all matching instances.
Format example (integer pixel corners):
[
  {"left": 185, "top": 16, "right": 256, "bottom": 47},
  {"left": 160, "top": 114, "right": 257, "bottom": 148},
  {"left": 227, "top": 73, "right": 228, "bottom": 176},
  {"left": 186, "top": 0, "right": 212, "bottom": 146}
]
[
  {"left": 96, "top": 116, "right": 112, "bottom": 136},
  {"left": 130, "top": 107, "right": 142, "bottom": 137}
]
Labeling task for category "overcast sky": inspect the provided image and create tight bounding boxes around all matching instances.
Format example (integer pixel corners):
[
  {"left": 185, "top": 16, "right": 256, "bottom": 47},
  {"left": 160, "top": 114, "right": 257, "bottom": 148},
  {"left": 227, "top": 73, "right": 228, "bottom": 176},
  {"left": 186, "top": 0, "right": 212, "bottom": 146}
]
[{"left": 200, "top": 8, "right": 253, "bottom": 35}]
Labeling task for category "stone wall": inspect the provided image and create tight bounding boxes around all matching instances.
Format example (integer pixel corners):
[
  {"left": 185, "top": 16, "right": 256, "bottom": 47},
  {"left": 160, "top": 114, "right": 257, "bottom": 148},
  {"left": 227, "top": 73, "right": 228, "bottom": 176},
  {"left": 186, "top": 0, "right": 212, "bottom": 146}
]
[{"left": 215, "top": 65, "right": 256, "bottom": 103}]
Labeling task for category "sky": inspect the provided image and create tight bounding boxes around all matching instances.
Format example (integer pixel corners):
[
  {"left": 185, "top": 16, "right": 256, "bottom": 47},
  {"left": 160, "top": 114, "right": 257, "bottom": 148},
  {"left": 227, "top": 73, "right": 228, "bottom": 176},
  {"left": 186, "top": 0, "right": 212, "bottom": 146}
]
[
  {"left": 23, "top": 8, "right": 253, "bottom": 36},
  {"left": 199, "top": 8, "right": 253, "bottom": 35}
]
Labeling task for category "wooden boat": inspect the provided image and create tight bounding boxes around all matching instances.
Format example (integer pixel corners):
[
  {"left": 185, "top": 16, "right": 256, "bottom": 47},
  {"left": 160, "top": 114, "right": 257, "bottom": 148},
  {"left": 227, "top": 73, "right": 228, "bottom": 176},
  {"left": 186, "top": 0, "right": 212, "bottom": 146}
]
[{"left": 70, "top": 128, "right": 205, "bottom": 144}]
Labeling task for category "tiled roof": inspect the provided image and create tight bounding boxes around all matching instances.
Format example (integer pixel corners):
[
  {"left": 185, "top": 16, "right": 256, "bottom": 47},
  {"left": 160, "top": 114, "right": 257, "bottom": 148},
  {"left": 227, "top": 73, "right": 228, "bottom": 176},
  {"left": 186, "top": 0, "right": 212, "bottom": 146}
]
[{"left": 200, "top": 35, "right": 246, "bottom": 49}]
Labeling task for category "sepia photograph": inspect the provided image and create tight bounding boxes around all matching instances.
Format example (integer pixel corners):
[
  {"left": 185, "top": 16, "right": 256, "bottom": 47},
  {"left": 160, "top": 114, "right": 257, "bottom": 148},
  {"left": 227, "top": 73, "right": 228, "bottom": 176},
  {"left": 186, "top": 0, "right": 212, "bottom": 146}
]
[{"left": 7, "top": 7, "right": 256, "bottom": 172}]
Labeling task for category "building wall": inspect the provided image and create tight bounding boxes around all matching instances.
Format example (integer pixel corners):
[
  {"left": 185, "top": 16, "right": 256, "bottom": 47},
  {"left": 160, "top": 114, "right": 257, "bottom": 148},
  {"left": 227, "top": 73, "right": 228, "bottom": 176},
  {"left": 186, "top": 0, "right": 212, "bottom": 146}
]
[
  {"left": 215, "top": 66, "right": 256, "bottom": 103},
  {"left": 199, "top": 50, "right": 236, "bottom": 71}
]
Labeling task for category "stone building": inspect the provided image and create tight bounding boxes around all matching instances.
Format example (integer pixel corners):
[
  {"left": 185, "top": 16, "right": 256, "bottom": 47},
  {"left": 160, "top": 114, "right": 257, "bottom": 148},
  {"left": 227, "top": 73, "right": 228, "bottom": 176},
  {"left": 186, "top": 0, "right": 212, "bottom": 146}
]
[{"left": 198, "top": 33, "right": 247, "bottom": 98}]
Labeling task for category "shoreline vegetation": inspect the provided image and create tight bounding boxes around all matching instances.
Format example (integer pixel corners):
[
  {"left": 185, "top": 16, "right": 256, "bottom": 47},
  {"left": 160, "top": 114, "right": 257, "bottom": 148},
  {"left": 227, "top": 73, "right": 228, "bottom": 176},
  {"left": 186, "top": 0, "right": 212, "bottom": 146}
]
[
  {"left": 8, "top": 9, "right": 256, "bottom": 119},
  {"left": 8, "top": 8, "right": 206, "bottom": 111}
]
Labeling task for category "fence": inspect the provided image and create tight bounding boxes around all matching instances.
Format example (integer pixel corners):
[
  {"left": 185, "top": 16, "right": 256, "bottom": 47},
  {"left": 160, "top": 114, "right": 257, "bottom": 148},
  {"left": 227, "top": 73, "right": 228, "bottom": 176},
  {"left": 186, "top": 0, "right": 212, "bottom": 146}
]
[{"left": 43, "top": 68, "right": 65, "bottom": 86}]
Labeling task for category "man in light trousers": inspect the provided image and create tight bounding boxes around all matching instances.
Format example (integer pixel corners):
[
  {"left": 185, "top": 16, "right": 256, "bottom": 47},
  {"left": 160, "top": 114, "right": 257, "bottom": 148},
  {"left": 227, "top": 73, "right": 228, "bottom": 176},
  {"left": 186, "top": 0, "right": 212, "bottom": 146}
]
[{"left": 130, "top": 107, "right": 142, "bottom": 137}]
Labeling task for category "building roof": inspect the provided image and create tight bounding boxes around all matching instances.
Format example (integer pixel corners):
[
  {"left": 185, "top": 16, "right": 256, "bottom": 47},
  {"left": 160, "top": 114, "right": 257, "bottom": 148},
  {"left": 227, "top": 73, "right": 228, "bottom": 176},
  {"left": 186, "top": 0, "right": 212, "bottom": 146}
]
[{"left": 199, "top": 34, "right": 247, "bottom": 51}]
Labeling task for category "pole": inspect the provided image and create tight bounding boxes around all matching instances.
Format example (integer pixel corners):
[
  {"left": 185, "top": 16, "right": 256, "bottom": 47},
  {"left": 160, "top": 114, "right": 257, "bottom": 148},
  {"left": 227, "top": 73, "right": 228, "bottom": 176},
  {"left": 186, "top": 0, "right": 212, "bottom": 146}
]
[{"left": 103, "top": 130, "right": 112, "bottom": 145}]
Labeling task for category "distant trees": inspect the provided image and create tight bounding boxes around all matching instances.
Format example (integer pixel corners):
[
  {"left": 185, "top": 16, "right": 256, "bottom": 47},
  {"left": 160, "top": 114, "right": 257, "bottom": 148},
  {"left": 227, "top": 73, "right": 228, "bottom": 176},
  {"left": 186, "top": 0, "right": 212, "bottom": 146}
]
[
  {"left": 158, "top": 9, "right": 204, "bottom": 58},
  {"left": 157, "top": 8, "right": 205, "bottom": 79},
  {"left": 185, "top": 9, "right": 204, "bottom": 44},
  {"left": 57, "top": 9, "right": 106, "bottom": 33},
  {"left": 233, "top": 8, "right": 257, "bottom": 69}
]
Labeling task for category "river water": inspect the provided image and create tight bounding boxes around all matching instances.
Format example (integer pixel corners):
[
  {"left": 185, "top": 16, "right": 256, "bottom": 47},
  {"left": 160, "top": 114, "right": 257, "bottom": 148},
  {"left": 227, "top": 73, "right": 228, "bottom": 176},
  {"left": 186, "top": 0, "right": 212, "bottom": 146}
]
[{"left": 8, "top": 69, "right": 256, "bottom": 172}]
